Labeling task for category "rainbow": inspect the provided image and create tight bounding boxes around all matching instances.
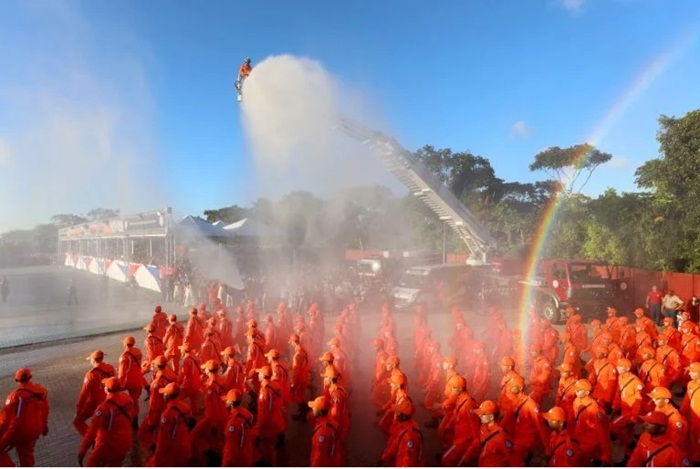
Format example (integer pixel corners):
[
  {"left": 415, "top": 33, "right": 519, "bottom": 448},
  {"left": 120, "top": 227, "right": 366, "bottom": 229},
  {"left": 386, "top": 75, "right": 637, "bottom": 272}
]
[{"left": 517, "top": 26, "right": 699, "bottom": 342}]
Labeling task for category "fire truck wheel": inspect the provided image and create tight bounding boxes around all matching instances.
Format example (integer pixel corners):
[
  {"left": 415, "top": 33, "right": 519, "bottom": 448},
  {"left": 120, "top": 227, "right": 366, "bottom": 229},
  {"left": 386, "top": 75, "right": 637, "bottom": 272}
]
[{"left": 541, "top": 300, "right": 560, "bottom": 324}]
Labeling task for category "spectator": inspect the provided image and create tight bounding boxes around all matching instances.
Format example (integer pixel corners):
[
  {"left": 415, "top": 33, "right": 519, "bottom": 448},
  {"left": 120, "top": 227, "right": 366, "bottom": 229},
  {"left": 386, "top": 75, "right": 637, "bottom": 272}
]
[
  {"left": 686, "top": 295, "right": 700, "bottom": 323},
  {"left": 0, "top": 276, "right": 9, "bottom": 303},
  {"left": 68, "top": 279, "right": 78, "bottom": 306},
  {"left": 662, "top": 289, "right": 684, "bottom": 327},
  {"left": 646, "top": 285, "right": 664, "bottom": 325}
]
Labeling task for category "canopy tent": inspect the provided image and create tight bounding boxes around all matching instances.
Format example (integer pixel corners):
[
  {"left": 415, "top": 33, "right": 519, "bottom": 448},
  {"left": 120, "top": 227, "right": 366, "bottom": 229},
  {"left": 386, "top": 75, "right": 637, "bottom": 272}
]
[
  {"left": 224, "top": 218, "right": 282, "bottom": 239},
  {"left": 175, "top": 215, "right": 230, "bottom": 238}
]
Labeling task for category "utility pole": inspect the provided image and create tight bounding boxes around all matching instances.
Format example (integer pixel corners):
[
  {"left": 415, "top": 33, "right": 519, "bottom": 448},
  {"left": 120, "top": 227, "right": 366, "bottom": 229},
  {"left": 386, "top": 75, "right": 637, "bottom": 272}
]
[{"left": 442, "top": 221, "right": 447, "bottom": 264}]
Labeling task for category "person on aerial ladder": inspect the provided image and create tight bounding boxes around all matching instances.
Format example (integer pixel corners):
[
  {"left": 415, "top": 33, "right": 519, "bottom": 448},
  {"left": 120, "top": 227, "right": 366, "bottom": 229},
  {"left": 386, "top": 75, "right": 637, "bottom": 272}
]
[{"left": 235, "top": 57, "right": 252, "bottom": 95}]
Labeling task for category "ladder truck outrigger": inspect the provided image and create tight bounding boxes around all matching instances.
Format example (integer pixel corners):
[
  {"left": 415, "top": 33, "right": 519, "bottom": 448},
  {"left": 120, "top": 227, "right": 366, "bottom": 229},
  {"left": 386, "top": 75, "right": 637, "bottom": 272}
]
[{"left": 335, "top": 116, "right": 631, "bottom": 322}]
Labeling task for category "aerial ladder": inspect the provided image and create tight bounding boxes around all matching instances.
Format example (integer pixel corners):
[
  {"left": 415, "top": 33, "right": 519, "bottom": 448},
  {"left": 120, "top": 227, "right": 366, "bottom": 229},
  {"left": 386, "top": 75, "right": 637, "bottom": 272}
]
[{"left": 335, "top": 116, "right": 497, "bottom": 265}]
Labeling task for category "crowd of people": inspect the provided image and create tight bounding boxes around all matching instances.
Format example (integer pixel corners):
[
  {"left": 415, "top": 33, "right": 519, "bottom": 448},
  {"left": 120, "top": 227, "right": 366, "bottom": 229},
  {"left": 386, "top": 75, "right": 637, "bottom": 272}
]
[{"left": 3, "top": 286, "right": 700, "bottom": 466}]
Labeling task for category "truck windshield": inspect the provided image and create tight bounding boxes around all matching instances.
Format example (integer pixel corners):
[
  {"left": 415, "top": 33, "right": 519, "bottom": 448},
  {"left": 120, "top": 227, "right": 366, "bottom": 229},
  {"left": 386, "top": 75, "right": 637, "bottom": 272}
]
[
  {"left": 569, "top": 264, "right": 610, "bottom": 282},
  {"left": 397, "top": 273, "right": 425, "bottom": 289}
]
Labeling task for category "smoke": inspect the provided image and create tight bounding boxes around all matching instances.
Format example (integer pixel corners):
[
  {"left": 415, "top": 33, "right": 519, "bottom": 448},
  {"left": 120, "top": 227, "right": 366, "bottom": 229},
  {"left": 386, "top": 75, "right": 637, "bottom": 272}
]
[
  {"left": 0, "top": 2, "right": 164, "bottom": 233},
  {"left": 240, "top": 54, "right": 401, "bottom": 204}
]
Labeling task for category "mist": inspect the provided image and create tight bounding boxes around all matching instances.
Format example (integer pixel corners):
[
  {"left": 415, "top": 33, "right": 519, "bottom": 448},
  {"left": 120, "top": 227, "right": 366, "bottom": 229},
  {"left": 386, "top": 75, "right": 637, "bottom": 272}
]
[{"left": 0, "top": 2, "right": 165, "bottom": 233}]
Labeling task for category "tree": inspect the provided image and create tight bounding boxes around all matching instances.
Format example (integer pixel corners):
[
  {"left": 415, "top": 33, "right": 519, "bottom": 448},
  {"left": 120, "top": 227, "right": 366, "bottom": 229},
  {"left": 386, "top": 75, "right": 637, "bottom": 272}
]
[
  {"left": 203, "top": 205, "right": 249, "bottom": 225},
  {"left": 86, "top": 208, "right": 120, "bottom": 221},
  {"left": 530, "top": 144, "right": 612, "bottom": 195},
  {"left": 635, "top": 110, "right": 700, "bottom": 271},
  {"left": 50, "top": 214, "right": 89, "bottom": 228}
]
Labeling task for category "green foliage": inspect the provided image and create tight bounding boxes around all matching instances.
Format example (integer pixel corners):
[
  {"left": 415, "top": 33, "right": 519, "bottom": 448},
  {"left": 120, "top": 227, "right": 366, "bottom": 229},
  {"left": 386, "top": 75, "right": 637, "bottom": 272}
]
[
  {"left": 530, "top": 144, "right": 612, "bottom": 194},
  {"left": 203, "top": 205, "right": 249, "bottom": 224}
]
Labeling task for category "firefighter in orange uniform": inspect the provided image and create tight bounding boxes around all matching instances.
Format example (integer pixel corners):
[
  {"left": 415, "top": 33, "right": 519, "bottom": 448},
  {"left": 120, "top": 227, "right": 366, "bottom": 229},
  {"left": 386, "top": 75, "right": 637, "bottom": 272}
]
[
  {"left": 118, "top": 335, "right": 148, "bottom": 427},
  {"left": 185, "top": 307, "right": 205, "bottom": 352},
  {"left": 378, "top": 399, "right": 424, "bottom": 467},
  {"left": 638, "top": 346, "right": 666, "bottom": 412},
  {"left": 459, "top": 400, "right": 512, "bottom": 466},
  {"left": 142, "top": 323, "right": 165, "bottom": 375},
  {"left": 307, "top": 396, "right": 340, "bottom": 467},
  {"left": 605, "top": 307, "right": 624, "bottom": 344},
  {"left": 657, "top": 335, "right": 683, "bottom": 387},
  {"left": 528, "top": 344, "right": 553, "bottom": 406},
  {"left": 571, "top": 379, "right": 612, "bottom": 465},
  {"left": 541, "top": 406, "right": 583, "bottom": 467},
  {"left": 255, "top": 366, "right": 286, "bottom": 466},
  {"left": 440, "top": 376, "right": 479, "bottom": 466},
  {"left": 471, "top": 341, "right": 491, "bottom": 402},
  {"left": 682, "top": 362, "right": 700, "bottom": 463},
  {"left": 217, "top": 308, "right": 234, "bottom": 350},
  {"left": 499, "top": 375, "right": 546, "bottom": 466},
  {"left": 221, "top": 389, "right": 256, "bottom": 467},
  {"left": 139, "top": 355, "right": 178, "bottom": 456},
  {"left": 152, "top": 305, "right": 169, "bottom": 341},
  {"left": 610, "top": 358, "right": 643, "bottom": 458},
  {"left": 555, "top": 363, "right": 578, "bottom": 424},
  {"left": 325, "top": 367, "right": 349, "bottom": 462},
  {"left": 289, "top": 333, "right": 311, "bottom": 419},
  {"left": 190, "top": 359, "right": 227, "bottom": 465},
  {"left": 634, "top": 307, "right": 659, "bottom": 342},
  {"left": 177, "top": 342, "right": 202, "bottom": 416},
  {"left": 371, "top": 338, "right": 391, "bottom": 408},
  {"left": 221, "top": 345, "right": 245, "bottom": 393},
  {"left": 649, "top": 386, "right": 688, "bottom": 450},
  {"left": 77, "top": 377, "right": 133, "bottom": 467},
  {"left": 149, "top": 382, "right": 193, "bottom": 467},
  {"left": 627, "top": 411, "right": 691, "bottom": 467},
  {"left": 74, "top": 350, "right": 115, "bottom": 436},
  {"left": 569, "top": 315, "right": 588, "bottom": 355},
  {"left": 560, "top": 332, "right": 582, "bottom": 378},
  {"left": 541, "top": 321, "right": 560, "bottom": 364},
  {"left": 0, "top": 368, "right": 49, "bottom": 467},
  {"left": 163, "top": 314, "right": 184, "bottom": 374},
  {"left": 588, "top": 345, "right": 618, "bottom": 412}
]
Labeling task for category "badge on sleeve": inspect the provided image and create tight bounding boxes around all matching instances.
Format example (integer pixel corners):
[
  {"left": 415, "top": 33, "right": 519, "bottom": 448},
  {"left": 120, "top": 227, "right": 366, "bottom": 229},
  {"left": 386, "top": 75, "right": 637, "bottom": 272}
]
[
  {"left": 505, "top": 440, "right": 513, "bottom": 448},
  {"left": 319, "top": 436, "right": 325, "bottom": 443},
  {"left": 676, "top": 421, "right": 684, "bottom": 429},
  {"left": 407, "top": 440, "right": 414, "bottom": 448},
  {"left": 228, "top": 425, "right": 235, "bottom": 432},
  {"left": 682, "top": 458, "right": 690, "bottom": 467},
  {"left": 162, "top": 417, "right": 168, "bottom": 424},
  {"left": 566, "top": 449, "right": 574, "bottom": 457},
  {"left": 95, "top": 411, "right": 102, "bottom": 417}
]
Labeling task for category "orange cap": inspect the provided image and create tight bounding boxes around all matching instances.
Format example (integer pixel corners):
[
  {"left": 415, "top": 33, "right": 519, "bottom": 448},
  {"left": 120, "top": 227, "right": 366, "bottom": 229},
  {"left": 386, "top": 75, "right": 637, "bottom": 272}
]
[
  {"left": 542, "top": 406, "right": 566, "bottom": 422},
  {"left": 200, "top": 359, "right": 220, "bottom": 372},
  {"left": 372, "top": 338, "right": 384, "bottom": 348},
  {"left": 510, "top": 375, "right": 525, "bottom": 389},
  {"left": 169, "top": 313, "right": 178, "bottom": 322},
  {"left": 221, "top": 346, "right": 237, "bottom": 356},
  {"left": 319, "top": 352, "right": 334, "bottom": 363},
  {"left": 575, "top": 379, "right": 592, "bottom": 391},
  {"left": 448, "top": 375, "right": 467, "bottom": 389},
  {"left": 607, "top": 307, "right": 617, "bottom": 315},
  {"left": 257, "top": 366, "right": 272, "bottom": 378},
  {"left": 308, "top": 396, "right": 329, "bottom": 411},
  {"left": 616, "top": 358, "right": 632, "bottom": 369},
  {"left": 641, "top": 411, "right": 668, "bottom": 427},
  {"left": 590, "top": 319, "right": 601, "bottom": 327},
  {"left": 648, "top": 387, "right": 672, "bottom": 399},
  {"left": 639, "top": 346, "right": 655, "bottom": 357},
  {"left": 558, "top": 362, "right": 573, "bottom": 372},
  {"left": 154, "top": 305, "right": 162, "bottom": 313},
  {"left": 222, "top": 389, "right": 244, "bottom": 402},
  {"left": 474, "top": 400, "right": 498, "bottom": 416},
  {"left": 634, "top": 308, "right": 645, "bottom": 316},
  {"left": 688, "top": 362, "right": 700, "bottom": 373},
  {"left": 123, "top": 336, "right": 136, "bottom": 346},
  {"left": 386, "top": 356, "right": 400, "bottom": 367},
  {"left": 14, "top": 367, "right": 32, "bottom": 382},
  {"left": 328, "top": 337, "right": 340, "bottom": 347},
  {"left": 289, "top": 333, "right": 300, "bottom": 343},
  {"left": 159, "top": 382, "right": 180, "bottom": 396},
  {"left": 390, "top": 372, "right": 407, "bottom": 387},
  {"left": 102, "top": 377, "right": 121, "bottom": 392},
  {"left": 143, "top": 323, "right": 156, "bottom": 332},
  {"left": 500, "top": 357, "right": 515, "bottom": 367},
  {"left": 265, "top": 349, "right": 280, "bottom": 359},
  {"left": 152, "top": 355, "right": 168, "bottom": 367},
  {"left": 393, "top": 399, "right": 415, "bottom": 417},
  {"left": 86, "top": 350, "right": 105, "bottom": 361},
  {"left": 444, "top": 356, "right": 458, "bottom": 367},
  {"left": 324, "top": 366, "right": 340, "bottom": 379}
]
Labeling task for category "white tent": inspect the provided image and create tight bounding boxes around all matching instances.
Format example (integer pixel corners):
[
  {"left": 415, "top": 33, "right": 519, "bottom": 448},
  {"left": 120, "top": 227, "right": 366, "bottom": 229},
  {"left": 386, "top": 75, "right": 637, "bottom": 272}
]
[{"left": 223, "top": 218, "right": 282, "bottom": 239}]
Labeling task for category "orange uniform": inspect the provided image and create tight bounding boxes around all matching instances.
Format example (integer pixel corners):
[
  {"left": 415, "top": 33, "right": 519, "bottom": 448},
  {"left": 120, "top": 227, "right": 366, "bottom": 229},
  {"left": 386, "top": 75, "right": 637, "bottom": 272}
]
[
  {"left": 139, "top": 365, "right": 177, "bottom": 452},
  {"left": 627, "top": 432, "right": 690, "bottom": 467},
  {"left": 290, "top": 342, "right": 311, "bottom": 404},
  {"left": 501, "top": 393, "right": 545, "bottom": 465},
  {"left": 150, "top": 397, "right": 193, "bottom": 467},
  {"left": 185, "top": 311, "right": 205, "bottom": 351},
  {"left": 657, "top": 344, "right": 683, "bottom": 386},
  {"left": 610, "top": 370, "right": 643, "bottom": 450},
  {"left": 529, "top": 354, "right": 553, "bottom": 405},
  {"left": 255, "top": 378, "right": 286, "bottom": 466},
  {"left": 556, "top": 375, "right": 578, "bottom": 424},
  {"left": 163, "top": 318, "right": 184, "bottom": 374},
  {"left": 380, "top": 419, "right": 424, "bottom": 467},
  {"left": 142, "top": 332, "right": 165, "bottom": 373},
  {"left": 572, "top": 395, "right": 612, "bottom": 464},
  {"left": 682, "top": 376, "right": 700, "bottom": 462},
  {"left": 471, "top": 348, "right": 491, "bottom": 402},
  {"left": 461, "top": 421, "right": 512, "bottom": 467},
  {"left": 310, "top": 417, "right": 341, "bottom": 467},
  {"left": 118, "top": 342, "right": 148, "bottom": 420},
  {"left": 222, "top": 356, "right": 245, "bottom": 393},
  {"left": 217, "top": 312, "right": 234, "bottom": 350},
  {"left": 589, "top": 357, "right": 618, "bottom": 411},
  {"left": 440, "top": 391, "right": 479, "bottom": 466},
  {"left": 222, "top": 406, "right": 256, "bottom": 467},
  {"left": 546, "top": 428, "right": 584, "bottom": 467},
  {"left": 78, "top": 391, "right": 133, "bottom": 467},
  {"left": 74, "top": 361, "right": 115, "bottom": 436},
  {"left": 0, "top": 377, "right": 49, "bottom": 467},
  {"left": 177, "top": 350, "right": 202, "bottom": 415},
  {"left": 152, "top": 308, "right": 169, "bottom": 340}
]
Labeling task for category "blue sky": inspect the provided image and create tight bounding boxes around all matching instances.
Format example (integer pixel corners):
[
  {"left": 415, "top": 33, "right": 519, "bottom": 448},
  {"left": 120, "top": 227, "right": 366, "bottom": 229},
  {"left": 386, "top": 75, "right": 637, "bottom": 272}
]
[{"left": 1, "top": 0, "right": 699, "bottom": 232}]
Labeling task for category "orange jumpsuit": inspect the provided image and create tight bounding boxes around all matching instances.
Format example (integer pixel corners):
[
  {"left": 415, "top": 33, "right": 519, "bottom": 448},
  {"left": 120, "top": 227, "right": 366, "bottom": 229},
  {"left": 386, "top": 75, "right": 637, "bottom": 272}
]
[
  {"left": 658, "top": 403, "right": 689, "bottom": 450},
  {"left": 74, "top": 362, "right": 115, "bottom": 436},
  {"left": 290, "top": 344, "right": 310, "bottom": 404},
  {"left": 606, "top": 316, "right": 624, "bottom": 344},
  {"left": 636, "top": 315, "right": 659, "bottom": 342},
  {"left": 380, "top": 419, "right": 424, "bottom": 467},
  {"left": 556, "top": 376, "right": 578, "bottom": 425},
  {"left": 461, "top": 422, "right": 512, "bottom": 466},
  {"left": 372, "top": 347, "right": 390, "bottom": 407},
  {"left": 569, "top": 322, "right": 588, "bottom": 355},
  {"left": 657, "top": 344, "right": 683, "bottom": 386},
  {"left": 118, "top": 346, "right": 148, "bottom": 419},
  {"left": 529, "top": 354, "right": 553, "bottom": 405},
  {"left": 610, "top": 371, "right": 643, "bottom": 450},
  {"left": 561, "top": 343, "right": 582, "bottom": 378},
  {"left": 139, "top": 367, "right": 177, "bottom": 452},
  {"left": 501, "top": 394, "right": 545, "bottom": 465},
  {"left": 627, "top": 432, "right": 690, "bottom": 467},
  {"left": 663, "top": 325, "right": 683, "bottom": 353},
  {"left": 572, "top": 396, "right": 612, "bottom": 464},
  {"left": 590, "top": 358, "right": 618, "bottom": 411},
  {"left": 218, "top": 314, "right": 234, "bottom": 350},
  {"left": 222, "top": 357, "right": 245, "bottom": 393},
  {"left": 256, "top": 379, "right": 286, "bottom": 466},
  {"left": 328, "top": 383, "right": 349, "bottom": 462},
  {"left": 310, "top": 417, "right": 341, "bottom": 467},
  {"left": 164, "top": 321, "right": 184, "bottom": 374},
  {"left": 682, "top": 378, "right": 700, "bottom": 461},
  {"left": 222, "top": 406, "right": 256, "bottom": 467},
  {"left": 142, "top": 333, "right": 165, "bottom": 374},
  {"left": 0, "top": 382, "right": 49, "bottom": 467},
  {"left": 546, "top": 429, "right": 584, "bottom": 467},
  {"left": 471, "top": 352, "right": 491, "bottom": 402},
  {"left": 200, "top": 336, "right": 221, "bottom": 365},
  {"left": 177, "top": 353, "right": 202, "bottom": 415},
  {"left": 639, "top": 358, "right": 666, "bottom": 412},
  {"left": 542, "top": 326, "right": 560, "bottom": 364},
  {"left": 152, "top": 310, "right": 169, "bottom": 341},
  {"left": 441, "top": 393, "right": 479, "bottom": 466},
  {"left": 190, "top": 374, "right": 227, "bottom": 463},
  {"left": 150, "top": 398, "right": 193, "bottom": 467},
  {"left": 681, "top": 333, "right": 700, "bottom": 367},
  {"left": 78, "top": 392, "right": 133, "bottom": 467},
  {"left": 185, "top": 313, "right": 204, "bottom": 352}
]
